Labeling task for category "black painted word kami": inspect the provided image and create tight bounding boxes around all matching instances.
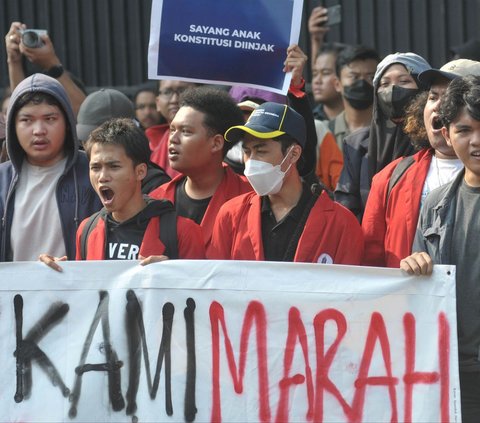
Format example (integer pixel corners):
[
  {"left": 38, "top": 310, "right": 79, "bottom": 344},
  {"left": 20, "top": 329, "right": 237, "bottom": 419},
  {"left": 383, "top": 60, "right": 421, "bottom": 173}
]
[{"left": 13, "top": 291, "right": 197, "bottom": 421}]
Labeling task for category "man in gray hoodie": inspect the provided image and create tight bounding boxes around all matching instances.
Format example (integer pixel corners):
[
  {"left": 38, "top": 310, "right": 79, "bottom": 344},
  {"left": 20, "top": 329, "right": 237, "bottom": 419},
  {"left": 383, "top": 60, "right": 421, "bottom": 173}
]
[{"left": 0, "top": 73, "right": 101, "bottom": 261}]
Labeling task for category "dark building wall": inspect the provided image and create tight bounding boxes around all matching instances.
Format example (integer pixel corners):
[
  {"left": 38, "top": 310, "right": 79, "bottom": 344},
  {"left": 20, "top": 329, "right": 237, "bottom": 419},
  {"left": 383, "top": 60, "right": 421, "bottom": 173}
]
[
  {"left": 1, "top": 0, "right": 480, "bottom": 95},
  {"left": 301, "top": 0, "right": 480, "bottom": 68},
  {"left": 0, "top": 0, "right": 152, "bottom": 94}
]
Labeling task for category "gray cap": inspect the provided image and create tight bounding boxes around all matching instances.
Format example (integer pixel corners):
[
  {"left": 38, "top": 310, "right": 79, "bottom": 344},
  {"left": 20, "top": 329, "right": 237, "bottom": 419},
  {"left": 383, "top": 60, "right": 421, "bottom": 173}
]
[
  {"left": 76, "top": 88, "right": 135, "bottom": 142},
  {"left": 418, "top": 59, "right": 480, "bottom": 87}
]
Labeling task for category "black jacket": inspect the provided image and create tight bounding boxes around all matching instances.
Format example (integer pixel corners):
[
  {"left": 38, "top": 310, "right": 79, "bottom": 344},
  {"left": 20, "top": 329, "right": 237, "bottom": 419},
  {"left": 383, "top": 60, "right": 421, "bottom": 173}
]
[{"left": 334, "top": 127, "right": 370, "bottom": 221}]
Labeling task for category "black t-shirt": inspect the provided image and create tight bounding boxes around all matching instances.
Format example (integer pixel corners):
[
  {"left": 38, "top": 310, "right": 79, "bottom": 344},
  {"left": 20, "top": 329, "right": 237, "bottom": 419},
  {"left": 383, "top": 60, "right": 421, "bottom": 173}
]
[
  {"left": 175, "top": 178, "right": 211, "bottom": 225},
  {"left": 105, "top": 213, "right": 149, "bottom": 260},
  {"left": 261, "top": 183, "right": 313, "bottom": 262}
]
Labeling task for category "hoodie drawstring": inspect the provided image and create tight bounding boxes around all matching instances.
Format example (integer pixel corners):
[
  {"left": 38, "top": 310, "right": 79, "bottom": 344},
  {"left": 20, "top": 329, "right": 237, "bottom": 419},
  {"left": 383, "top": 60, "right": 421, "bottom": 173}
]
[{"left": 73, "top": 167, "right": 80, "bottom": 228}]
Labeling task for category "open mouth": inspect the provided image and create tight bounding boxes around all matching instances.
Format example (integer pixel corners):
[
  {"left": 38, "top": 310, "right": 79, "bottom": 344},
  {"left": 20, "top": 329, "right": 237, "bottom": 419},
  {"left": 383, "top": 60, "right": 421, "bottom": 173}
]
[
  {"left": 168, "top": 147, "right": 179, "bottom": 156},
  {"left": 99, "top": 186, "right": 114, "bottom": 204},
  {"left": 432, "top": 117, "right": 443, "bottom": 131}
]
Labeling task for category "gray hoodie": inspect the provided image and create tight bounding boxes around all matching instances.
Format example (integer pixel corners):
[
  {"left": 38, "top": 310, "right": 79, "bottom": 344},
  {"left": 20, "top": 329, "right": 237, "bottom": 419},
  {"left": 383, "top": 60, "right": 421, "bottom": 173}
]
[
  {"left": 6, "top": 73, "right": 78, "bottom": 172},
  {"left": 0, "top": 73, "right": 101, "bottom": 261}
]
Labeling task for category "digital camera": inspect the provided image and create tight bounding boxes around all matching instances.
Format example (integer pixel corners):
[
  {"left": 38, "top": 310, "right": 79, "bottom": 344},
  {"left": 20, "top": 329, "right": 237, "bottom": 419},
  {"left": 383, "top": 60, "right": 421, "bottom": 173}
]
[{"left": 19, "top": 29, "right": 47, "bottom": 48}]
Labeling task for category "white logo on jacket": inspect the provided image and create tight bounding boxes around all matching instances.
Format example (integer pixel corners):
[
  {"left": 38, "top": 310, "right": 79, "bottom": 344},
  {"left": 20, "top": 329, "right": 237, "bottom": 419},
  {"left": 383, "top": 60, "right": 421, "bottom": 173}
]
[
  {"left": 317, "top": 253, "right": 333, "bottom": 264},
  {"left": 108, "top": 243, "right": 140, "bottom": 260}
]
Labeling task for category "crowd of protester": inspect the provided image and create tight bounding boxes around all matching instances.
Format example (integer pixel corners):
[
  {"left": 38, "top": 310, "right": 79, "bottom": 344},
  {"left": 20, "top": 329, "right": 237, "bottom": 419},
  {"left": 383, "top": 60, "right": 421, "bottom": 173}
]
[{"left": 3, "top": 9, "right": 480, "bottom": 421}]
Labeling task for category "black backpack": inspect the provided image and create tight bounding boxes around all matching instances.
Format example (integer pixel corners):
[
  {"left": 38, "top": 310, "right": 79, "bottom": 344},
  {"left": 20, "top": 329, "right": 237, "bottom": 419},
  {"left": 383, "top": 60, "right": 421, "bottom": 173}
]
[
  {"left": 79, "top": 205, "right": 178, "bottom": 260},
  {"left": 385, "top": 155, "right": 415, "bottom": 204}
]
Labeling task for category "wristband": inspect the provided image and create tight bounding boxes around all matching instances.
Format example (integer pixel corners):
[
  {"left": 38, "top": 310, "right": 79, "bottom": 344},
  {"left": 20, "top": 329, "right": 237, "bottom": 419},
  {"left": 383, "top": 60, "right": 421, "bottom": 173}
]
[{"left": 46, "top": 64, "right": 64, "bottom": 78}]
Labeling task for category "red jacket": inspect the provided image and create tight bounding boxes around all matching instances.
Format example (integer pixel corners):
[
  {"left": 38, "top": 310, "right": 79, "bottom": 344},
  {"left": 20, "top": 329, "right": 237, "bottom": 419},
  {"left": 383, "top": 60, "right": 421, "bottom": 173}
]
[
  {"left": 208, "top": 190, "right": 364, "bottom": 264},
  {"left": 362, "top": 148, "right": 433, "bottom": 267},
  {"left": 149, "top": 166, "right": 252, "bottom": 254},
  {"left": 145, "top": 124, "right": 181, "bottom": 179},
  {"left": 75, "top": 213, "right": 205, "bottom": 260}
]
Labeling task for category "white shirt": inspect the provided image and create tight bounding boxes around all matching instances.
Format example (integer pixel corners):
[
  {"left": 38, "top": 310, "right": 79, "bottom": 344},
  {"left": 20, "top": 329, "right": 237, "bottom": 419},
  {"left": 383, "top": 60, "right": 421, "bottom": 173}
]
[
  {"left": 11, "top": 157, "right": 68, "bottom": 261},
  {"left": 421, "top": 155, "right": 463, "bottom": 204}
]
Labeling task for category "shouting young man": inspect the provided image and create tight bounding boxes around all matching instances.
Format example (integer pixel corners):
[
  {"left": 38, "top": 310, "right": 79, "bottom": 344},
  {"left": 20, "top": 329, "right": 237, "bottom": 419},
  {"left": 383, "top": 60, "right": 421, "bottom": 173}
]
[{"left": 40, "top": 118, "right": 205, "bottom": 269}]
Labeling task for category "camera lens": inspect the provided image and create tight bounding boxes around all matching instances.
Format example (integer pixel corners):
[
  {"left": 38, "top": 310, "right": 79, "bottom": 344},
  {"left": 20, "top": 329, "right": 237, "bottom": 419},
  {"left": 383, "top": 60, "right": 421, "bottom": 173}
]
[{"left": 22, "top": 31, "right": 42, "bottom": 48}]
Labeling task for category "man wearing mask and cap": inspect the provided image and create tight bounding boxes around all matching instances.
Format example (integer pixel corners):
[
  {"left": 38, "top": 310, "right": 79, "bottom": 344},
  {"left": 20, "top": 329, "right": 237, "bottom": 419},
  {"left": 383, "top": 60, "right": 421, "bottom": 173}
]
[
  {"left": 225, "top": 85, "right": 287, "bottom": 175},
  {"left": 208, "top": 102, "right": 363, "bottom": 264}
]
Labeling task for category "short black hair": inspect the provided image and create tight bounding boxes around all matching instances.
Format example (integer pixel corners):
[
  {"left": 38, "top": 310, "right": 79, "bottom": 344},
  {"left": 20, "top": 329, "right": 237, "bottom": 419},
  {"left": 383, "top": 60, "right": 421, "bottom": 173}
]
[
  {"left": 179, "top": 86, "right": 244, "bottom": 156},
  {"left": 335, "top": 45, "right": 380, "bottom": 77},
  {"left": 317, "top": 42, "right": 347, "bottom": 60},
  {"left": 133, "top": 87, "right": 156, "bottom": 104},
  {"left": 439, "top": 75, "right": 480, "bottom": 127},
  {"left": 275, "top": 134, "right": 303, "bottom": 169},
  {"left": 275, "top": 134, "right": 299, "bottom": 154},
  {"left": 85, "top": 118, "right": 151, "bottom": 166},
  {"left": 13, "top": 91, "right": 64, "bottom": 117}
]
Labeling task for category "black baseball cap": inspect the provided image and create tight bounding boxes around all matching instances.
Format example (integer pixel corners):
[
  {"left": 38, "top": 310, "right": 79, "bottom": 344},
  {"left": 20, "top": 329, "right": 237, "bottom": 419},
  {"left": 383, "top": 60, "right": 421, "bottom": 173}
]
[{"left": 224, "top": 102, "right": 306, "bottom": 147}]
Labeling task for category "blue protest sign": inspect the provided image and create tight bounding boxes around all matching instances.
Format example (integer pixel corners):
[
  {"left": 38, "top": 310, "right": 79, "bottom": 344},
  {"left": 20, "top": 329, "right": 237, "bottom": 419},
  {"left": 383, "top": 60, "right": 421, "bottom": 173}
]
[{"left": 148, "top": 0, "right": 303, "bottom": 94}]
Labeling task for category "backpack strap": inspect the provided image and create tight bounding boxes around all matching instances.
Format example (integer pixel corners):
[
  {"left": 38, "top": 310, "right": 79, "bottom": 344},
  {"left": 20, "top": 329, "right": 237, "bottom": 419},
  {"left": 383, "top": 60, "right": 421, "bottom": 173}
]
[
  {"left": 79, "top": 210, "right": 105, "bottom": 260},
  {"left": 386, "top": 155, "right": 415, "bottom": 203},
  {"left": 80, "top": 201, "right": 179, "bottom": 260},
  {"left": 159, "top": 208, "right": 178, "bottom": 260}
]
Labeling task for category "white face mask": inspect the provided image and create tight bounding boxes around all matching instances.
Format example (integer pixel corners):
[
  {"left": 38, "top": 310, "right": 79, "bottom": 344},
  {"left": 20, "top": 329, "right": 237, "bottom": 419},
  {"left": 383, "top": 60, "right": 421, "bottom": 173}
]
[{"left": 244, "top": 147, "right": 293, "bottom": 196}]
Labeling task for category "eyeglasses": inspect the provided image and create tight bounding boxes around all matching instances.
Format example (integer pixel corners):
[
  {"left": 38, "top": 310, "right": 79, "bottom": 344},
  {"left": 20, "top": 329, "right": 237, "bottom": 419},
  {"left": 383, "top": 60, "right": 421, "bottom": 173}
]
[{"left": 158, "top": 87, "right": 188, "bottom": 99}]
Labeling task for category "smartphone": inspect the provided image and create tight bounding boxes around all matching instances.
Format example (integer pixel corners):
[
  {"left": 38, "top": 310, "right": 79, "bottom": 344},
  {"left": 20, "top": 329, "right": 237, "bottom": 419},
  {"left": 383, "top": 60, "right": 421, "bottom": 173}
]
[{"left": 326, "top": 5, "right": 342, "bottom": 26}]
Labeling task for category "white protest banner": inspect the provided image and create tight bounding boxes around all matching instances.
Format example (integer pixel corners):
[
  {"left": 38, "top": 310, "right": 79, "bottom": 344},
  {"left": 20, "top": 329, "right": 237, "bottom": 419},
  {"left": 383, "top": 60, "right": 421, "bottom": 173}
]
[
  {"left": 0, "top": 260, "right": 460, "bottom": 422},
  {"left": 148, "top": 0, "right": 304, "bottom": 94}
]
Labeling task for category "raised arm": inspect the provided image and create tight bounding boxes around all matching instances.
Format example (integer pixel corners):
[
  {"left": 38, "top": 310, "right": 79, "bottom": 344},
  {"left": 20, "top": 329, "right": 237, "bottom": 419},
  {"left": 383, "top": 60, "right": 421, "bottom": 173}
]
[
  {"left": 307, "top": 7, "right": 329, "bottom": 70},
  {"left": 5, "top": 22, "right": 26, "bottom": 91},
  {"left": 5, "top": 23, "right": 86, "bottom": 116},
  {"left": 20, "top": 32, "right": 86, "bottom": 116},
  {"left": 284, "top": 44, "right": 317, "bottom": 178}
]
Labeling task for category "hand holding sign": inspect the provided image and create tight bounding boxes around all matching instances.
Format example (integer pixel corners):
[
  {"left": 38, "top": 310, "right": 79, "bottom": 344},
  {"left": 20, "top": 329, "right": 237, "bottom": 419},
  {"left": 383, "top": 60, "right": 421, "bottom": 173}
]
[
  {"left": 400, "top": 252, "right": 434, "bottom": 276},
  {"left": 39, "top": 253, "right": 67, "bottom": 272},
  {"left": 284, "top": 44, "right": 308, "bottom": 87}
]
